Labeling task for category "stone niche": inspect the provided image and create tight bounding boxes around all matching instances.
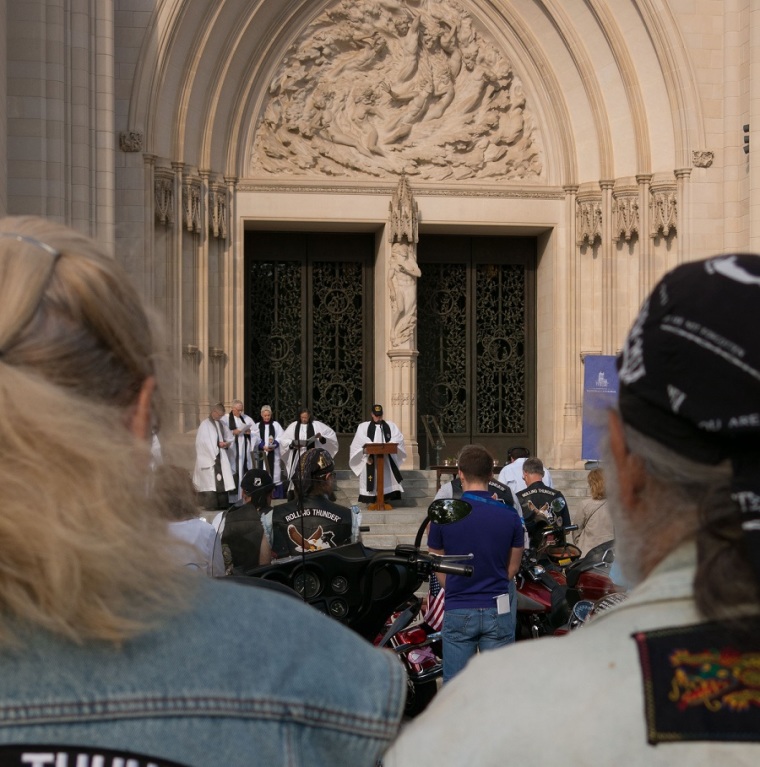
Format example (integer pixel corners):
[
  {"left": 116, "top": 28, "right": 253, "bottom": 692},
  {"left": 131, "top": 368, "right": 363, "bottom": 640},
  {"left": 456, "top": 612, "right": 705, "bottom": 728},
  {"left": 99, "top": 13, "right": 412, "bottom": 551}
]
[{"left": 250, "top": 0, "right": 543, "bottom": 182}]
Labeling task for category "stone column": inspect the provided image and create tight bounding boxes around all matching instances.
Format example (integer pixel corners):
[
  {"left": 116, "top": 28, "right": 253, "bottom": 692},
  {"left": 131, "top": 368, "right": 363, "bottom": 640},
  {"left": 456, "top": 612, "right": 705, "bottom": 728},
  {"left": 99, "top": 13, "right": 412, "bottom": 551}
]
[
  {"left": 600, "top": 179, "right": 615, "bottom": 354},
  {"left": 0, "top": 0, "right": 6, "bottom": 216},
  {"left": 197, "top": 170, "right": 211, "bottom": 411},
  {"left": 750, "top": 2, "right": 760, "bottom": 250},
  {"left": 636, "top": 174, "right": 653, "bottom": 306},
  {"left": 225, "top": 175, "right": 240, "bottom": 404},
  {"left": 386, "top": 176, "right": 420, "bottom": 469},
  {"left": 562, "top": 184, "right": 581, "bottom": 461},
  {"left": 142, "top": 153, "right": 156, "bottom": 305},
  {"left": 675, "top": 167, "right": 691, "bottom": 264},
  {"left": 93, "top": 0, "right": 115, "bottom": 252},
  {"left": 171, "top": 161, "right": 187, "bottom": 430}
]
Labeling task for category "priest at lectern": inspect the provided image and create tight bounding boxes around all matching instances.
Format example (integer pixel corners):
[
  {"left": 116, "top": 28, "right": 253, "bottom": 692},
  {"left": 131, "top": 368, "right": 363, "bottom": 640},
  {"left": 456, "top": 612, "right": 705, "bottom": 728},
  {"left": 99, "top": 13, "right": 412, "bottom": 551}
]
[{"left": 349, "top": 404, "right": 406, "bottom": 504}]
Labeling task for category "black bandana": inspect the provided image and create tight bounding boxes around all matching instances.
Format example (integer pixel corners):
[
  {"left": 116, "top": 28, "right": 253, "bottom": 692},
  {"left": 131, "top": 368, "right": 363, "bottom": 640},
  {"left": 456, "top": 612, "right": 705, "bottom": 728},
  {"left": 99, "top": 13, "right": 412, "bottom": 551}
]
[{"left": 617, "top": 254, "right": 760, "bottom": 582}]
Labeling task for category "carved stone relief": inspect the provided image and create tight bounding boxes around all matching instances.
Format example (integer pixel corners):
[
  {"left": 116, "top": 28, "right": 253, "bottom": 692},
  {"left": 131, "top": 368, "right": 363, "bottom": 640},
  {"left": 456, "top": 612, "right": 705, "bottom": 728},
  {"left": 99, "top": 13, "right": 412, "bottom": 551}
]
[
  {"left": 182, "top": 180, "right": 202, "bottom": 234},
  {"left": 650, "top": 183, "right": 677, "bottom": 238},
  {"left": 388, "top": 175, "right": 419, "bottom": 244},
  {"left": 692, "top": 150, "right": 714, "bottom": 168},
  {"left": 209, "top": 185, "right": 228, "bottom": 239},
  {"left": 611, "top": 191, "right": 639, "bottom": 243},
  {"left": 576, "top": 197, "right": 603, "bottom": 246},
  {"left": 154, "top": 172, "right": 174, "bottom": 226},
  {"left": 388, "top": 241, "right": 422, "bottom": 347},
  {"left": 119, "top": 130, "right": 143, "bottom": 152},
  {"left": 388, "top": 177, "right": 421, "bottom": 349},
  {"left": 251, "top": 0, "right": 542, "bottom": 182}
]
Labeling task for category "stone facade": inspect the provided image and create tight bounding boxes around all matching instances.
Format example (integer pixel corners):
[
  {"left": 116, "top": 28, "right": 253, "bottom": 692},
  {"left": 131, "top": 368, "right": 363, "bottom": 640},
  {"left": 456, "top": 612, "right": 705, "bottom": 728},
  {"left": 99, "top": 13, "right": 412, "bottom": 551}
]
[{"left": 1, "top": 0, "right": 758, "bottom": 468}]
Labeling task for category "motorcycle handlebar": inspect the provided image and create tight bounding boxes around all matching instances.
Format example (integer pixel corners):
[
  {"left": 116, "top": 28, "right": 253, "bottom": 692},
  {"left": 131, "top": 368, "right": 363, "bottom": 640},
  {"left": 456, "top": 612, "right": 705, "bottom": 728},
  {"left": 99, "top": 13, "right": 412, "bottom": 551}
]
[{"left": 434, "top": 562, "right": 474, "bottom": 577}]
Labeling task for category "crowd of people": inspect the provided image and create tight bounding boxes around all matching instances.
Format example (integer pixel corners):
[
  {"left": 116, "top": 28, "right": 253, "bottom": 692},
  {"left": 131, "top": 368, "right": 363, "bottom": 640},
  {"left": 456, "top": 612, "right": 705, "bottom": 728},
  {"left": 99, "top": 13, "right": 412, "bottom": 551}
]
[
  {"left": 193, "top": 401, "right": 408, "bottom": 508},
  {"left": 2, "top": 215, "right": 758, "bottom": 765}
]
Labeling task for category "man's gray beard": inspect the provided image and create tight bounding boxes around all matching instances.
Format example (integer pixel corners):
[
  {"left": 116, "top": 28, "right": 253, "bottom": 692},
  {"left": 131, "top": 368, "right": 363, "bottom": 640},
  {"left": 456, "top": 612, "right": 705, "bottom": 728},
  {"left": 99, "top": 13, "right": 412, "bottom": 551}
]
[{"left": 604, "top": 454, "right": 646, "bottom": 588}]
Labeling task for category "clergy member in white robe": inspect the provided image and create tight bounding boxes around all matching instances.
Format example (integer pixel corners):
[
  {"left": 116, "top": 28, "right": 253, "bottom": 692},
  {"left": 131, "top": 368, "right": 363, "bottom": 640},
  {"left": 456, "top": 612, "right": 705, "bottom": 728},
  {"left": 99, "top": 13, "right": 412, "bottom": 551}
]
[
  {"left": 280, "top": 407, "right": 339, "bottom": 483},
  {"left": 255, "top": 404, "right": 285, "bottom": 498},
  {"left": 192, "top": 403, "right": 236, "bottom": 510},
  {"left": 221, "top": 399, "right": 255, "bottom": 503},
  {"left": 349, "top": 403, "right": 406, "bottom": 503}
]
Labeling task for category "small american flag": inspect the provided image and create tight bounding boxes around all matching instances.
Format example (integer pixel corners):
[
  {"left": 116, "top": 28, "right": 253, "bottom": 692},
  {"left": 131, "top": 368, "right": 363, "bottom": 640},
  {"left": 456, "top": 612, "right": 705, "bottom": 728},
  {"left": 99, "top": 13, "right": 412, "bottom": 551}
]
[{"left": 423, "top": 573, "right": 445, "bottom": 631}]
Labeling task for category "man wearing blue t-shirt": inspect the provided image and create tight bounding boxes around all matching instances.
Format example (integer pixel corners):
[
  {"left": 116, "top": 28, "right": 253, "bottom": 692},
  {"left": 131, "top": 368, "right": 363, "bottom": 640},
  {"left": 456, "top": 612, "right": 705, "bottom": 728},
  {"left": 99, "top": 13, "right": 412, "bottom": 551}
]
[{"left": 427, "top": 444, "right": 525, "bottom": 684}]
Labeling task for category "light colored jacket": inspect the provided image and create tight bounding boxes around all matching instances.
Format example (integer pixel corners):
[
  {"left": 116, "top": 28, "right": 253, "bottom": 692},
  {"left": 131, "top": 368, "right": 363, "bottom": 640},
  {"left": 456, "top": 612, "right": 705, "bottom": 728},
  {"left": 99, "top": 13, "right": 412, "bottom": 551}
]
[
  {"left": 572, "top": 497, "right": 614, "bottom": 554},
  {"left": 0, "top": 577, "right": 406, "bottom": 766},
  {"left": 384, "top": 543, "right": 759, "bottom": 766}
]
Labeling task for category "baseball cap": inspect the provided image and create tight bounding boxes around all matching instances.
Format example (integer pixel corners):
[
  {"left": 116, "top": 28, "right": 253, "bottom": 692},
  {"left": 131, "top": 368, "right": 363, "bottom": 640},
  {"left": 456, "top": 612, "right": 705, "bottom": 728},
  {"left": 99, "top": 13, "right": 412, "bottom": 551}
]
[{"left": 240, "top": 468, "right": 275, "bottom": 500}]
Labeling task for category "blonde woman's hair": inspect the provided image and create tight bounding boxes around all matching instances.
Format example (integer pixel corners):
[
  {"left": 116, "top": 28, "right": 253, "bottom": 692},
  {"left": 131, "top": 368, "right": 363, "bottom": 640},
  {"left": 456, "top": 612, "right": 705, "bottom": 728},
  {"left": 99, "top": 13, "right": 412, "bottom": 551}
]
[
  {"left": 587, "top": 468, "right": 606, "bottom": 500},
  {"left": 0, "top": 216, "right": 191, "bottom": 646}
]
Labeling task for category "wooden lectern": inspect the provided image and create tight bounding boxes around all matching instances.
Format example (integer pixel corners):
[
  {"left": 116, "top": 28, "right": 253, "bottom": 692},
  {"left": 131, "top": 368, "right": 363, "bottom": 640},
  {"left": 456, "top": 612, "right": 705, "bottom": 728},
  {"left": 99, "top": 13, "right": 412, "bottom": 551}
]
[{"left": 364, "top": 442, "right": 398, "bottom": 510}]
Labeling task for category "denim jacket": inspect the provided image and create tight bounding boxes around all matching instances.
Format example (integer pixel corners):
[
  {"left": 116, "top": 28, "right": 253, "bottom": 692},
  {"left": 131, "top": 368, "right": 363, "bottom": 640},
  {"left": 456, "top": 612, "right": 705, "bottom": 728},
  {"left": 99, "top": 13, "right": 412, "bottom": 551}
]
[{"left": 0, "top": 577, "right": 406, "bottom": 766}]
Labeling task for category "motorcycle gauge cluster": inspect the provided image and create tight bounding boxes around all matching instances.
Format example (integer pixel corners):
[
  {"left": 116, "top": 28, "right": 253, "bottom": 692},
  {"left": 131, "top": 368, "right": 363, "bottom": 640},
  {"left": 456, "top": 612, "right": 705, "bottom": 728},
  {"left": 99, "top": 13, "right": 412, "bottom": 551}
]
[
  {"left": 292, "top": 569, "right": 321, "bottom": 599},
  {"left": 330, "top": 575, "right": 349, "bottom": 594}
]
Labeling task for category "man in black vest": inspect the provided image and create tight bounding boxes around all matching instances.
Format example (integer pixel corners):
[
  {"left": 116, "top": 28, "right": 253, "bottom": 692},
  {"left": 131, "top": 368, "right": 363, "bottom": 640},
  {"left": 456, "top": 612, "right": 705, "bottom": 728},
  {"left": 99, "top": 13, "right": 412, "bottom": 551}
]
[
  {"left": 265, "top": 448, "right": 356, "bottom": 559},
  {"left": 217, "top": 468, "right": 273, "bottom": 573},
  {"left": 516, "top": 457, "right": 571, "bottom": 549}
]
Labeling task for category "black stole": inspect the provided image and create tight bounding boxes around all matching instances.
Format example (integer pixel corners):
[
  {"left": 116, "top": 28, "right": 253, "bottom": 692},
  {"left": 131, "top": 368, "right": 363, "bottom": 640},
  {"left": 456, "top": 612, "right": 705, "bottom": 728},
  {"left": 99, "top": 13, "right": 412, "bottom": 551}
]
[
  {"left": 228, "top": 411, "right": 251, "bottom": 475},
  {"left": 211, "top": 418, "right": 227, "bottom": 493},
  {"left": 365, "top": 420, "right": 402, "bottom": 491},
  {"left": 288, "top": 421, "right": 315, "bottom": 475},
  {"left": 300, "top": 421, "right": 315, "bottom": 443},
  {"left": 258, "top": 421, "right": 276, "bottom": 475}
]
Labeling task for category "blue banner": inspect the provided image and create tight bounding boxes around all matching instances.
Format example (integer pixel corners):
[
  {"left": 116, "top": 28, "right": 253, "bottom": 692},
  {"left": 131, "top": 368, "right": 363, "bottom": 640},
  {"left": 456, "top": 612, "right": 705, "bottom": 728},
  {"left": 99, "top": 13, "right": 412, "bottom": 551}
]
[{"left": 581, "top": 355, "right": 619, "bottom": 461}]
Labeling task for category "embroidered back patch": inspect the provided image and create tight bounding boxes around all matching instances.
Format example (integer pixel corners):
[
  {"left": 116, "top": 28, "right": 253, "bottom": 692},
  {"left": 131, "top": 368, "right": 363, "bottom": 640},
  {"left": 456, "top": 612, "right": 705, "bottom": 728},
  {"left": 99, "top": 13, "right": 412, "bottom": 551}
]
[{"left": 634, "top": 619, "right": 760, "bottom": 744}]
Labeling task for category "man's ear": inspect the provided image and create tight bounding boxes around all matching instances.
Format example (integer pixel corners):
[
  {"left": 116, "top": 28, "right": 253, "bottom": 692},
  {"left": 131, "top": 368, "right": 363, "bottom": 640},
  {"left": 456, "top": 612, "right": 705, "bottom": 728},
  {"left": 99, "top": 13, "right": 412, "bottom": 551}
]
[
  {"left": 607, "top": 409, "right": 646, "bottom": 511},
  {"left": 129, "top": 376, "right": 156, "bottom": 440}
]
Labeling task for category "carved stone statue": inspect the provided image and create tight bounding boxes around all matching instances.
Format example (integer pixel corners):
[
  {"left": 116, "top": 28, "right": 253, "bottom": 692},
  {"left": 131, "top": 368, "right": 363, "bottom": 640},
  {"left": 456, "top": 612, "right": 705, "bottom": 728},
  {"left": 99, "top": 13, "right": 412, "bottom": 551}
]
[
  {"left": 251, "top": 0, "right": 542, "bottom": 182},
  {"left": 388, "top": 241, "right": 422, "bottom": 347}
]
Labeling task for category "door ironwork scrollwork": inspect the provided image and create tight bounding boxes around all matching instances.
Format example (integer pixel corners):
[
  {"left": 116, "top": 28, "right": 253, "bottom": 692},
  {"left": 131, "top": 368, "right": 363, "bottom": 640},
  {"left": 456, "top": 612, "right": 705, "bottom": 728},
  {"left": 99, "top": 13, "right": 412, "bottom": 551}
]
[
  {"left": 417, "top": 237, "right": 533, "bottom": 460},
  {"left": 246, "top": 234, "right": 370, "bottom": 437}
]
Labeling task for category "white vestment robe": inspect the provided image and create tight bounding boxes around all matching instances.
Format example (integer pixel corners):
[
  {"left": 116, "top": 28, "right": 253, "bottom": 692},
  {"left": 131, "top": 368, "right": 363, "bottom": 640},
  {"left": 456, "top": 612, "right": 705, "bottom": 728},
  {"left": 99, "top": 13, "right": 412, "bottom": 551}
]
[
  {"left": 221, "top": 411, "right": 256, "bottom": 502},
  {"left": 254, "top": 419, "right": 284, "bottom": 487},
  {"left": 280, "top": 419, "right": 339, "bottom": 479},
  {"left": 192, "top": 417, "right": 236, "bottom": 494},
  {"left": 349, "top": 419, "right": 406, "bottom": 500}
]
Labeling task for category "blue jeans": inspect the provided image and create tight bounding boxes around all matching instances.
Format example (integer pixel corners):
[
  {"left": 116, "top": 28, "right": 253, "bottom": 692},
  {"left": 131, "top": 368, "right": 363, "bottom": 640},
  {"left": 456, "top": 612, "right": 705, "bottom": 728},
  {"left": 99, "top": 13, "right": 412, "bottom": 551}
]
[{"left": 442, "top": 582, "right": 516, "bottom": 684}]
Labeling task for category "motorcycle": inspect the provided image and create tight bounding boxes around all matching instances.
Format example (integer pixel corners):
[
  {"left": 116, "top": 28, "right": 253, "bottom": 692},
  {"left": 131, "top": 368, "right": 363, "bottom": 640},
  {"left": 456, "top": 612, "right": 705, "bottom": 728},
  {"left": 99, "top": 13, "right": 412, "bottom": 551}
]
[
  {"left": 516, "top": 524, "right": 626, "bottom": 638},
  {"left": 564, "top": 539, "right": 626, "bottom": 607},
  {"left": 515, "top": 546, "right": 572, "bottom": 639},
  {"left": 562, "top": 590, "right": 630, "bottom": 632},
  {"left": 514, "top": 514, "right": 581, "bottom": 639},
  {"left": 244, "top": 498, "right": 474, "bottom": 717},
  {"left": 373, "top": 596, "right": 443, "bottom": 716}
]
